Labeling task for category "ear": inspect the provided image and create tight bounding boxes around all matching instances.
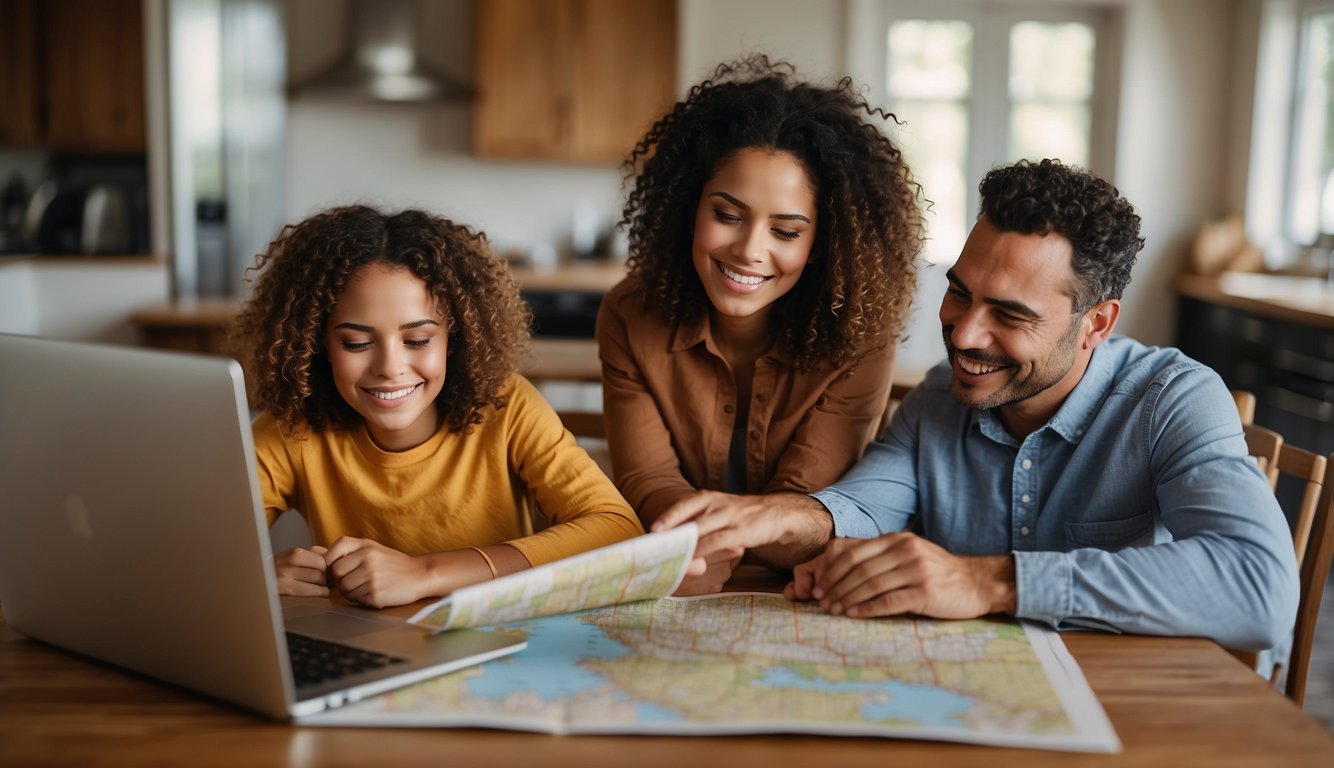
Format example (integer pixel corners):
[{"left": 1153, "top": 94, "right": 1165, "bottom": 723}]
[{"left": 1081, "top": 299, "right": 1119, "bottom": 350}]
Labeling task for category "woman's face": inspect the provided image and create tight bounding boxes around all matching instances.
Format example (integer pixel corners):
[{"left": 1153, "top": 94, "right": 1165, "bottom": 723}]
[
  {"left": 691, "top": 148, "right": 818, "bottom": 323},
  {"left": 324, "top": 263, "right": 448, "bottom": 452}
]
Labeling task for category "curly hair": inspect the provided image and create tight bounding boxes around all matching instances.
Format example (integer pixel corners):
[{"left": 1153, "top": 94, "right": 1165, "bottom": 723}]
[
  {"left": 620, "top": 55, "right": 924, "bottom": 372},
  {"left": 231, "top": 205, "right": 531, "bottom": 435},
  {"left": 979, "top": 159, "right": 1144, "bottom": 312}
]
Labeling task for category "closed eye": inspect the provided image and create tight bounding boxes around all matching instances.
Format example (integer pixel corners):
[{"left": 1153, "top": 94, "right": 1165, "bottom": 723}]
[
  {"left": 713, "top": 208, "right": 742, "bottom": 224},
  {"left": 340, "top": 340, "right": 372, "bottom": 352},
  {"left": 405, "top": 338, "right": 431, "bottom": 349},
  {"left": 771, "top": 228, "right": 799, "bottom": 241}
]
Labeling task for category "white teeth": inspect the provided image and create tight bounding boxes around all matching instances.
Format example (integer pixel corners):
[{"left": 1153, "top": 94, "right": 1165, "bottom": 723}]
[
  {"left": 719, "top": 263, "right": 767, "bottom": 285},
  {"left": 960, "top": 358, "right": 1003, "bottom": 375},
  {"left": 368, "top": 386, "right": 417, "bottom": 401}
]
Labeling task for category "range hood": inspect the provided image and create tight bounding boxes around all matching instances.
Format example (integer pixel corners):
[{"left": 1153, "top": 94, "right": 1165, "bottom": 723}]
[{"left": 287, "top": 0, "right": 472, "bottom": 102}]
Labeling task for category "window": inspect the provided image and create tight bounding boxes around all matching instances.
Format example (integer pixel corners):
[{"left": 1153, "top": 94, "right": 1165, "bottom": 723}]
[
  {"left": 1287, "top": 3, "right": 1334, "bottom": 248},
  {"left": 858, "top": 1, "right": 1117, "bottom": 264}
]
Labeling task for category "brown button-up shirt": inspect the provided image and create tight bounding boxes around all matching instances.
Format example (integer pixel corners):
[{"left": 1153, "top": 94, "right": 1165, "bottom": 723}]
[{"left": 596, "top": 279, "right": 895, "bottom": 525}]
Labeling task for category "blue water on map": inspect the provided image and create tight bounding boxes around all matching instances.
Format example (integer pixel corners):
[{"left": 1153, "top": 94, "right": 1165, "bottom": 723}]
[
  {"left": 756, "top": 667, "right": 975, "bottom": 726},
  {"left": 465, "top": 614, "right": 630, "bottom": 702},
  {"left": 632, "top": 701, "right": 682, "bottom": 721}
]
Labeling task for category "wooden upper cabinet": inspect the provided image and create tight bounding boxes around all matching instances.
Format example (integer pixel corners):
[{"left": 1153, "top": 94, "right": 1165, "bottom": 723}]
[
  {"left": 42, "top": 0, "right": 146, "bottom": 152},
  {"left": 0, "top": 0, "right": 146, "bottom": 152},
  {"left": 0, "top": 0, "right": 41, "bottom": 145},
  {"left": 472, "top": 0, "right": 677, "bottom": 164}
]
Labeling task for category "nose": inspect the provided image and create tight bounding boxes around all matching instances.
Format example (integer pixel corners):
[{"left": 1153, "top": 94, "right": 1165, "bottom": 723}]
[
  {"left": 945, "top": 305, "right": 992, "bottom": 352},
  {"left": 730, "top": 222, "right": 767, "bottom": 263},
  {"left": 371, "top": 342, "right": 406, "bottom": 378}
]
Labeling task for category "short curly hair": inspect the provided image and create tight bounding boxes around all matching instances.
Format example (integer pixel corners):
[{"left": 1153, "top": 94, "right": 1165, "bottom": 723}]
[
  {"left": 620, "top": 55, "right": 924, "bottom": 372},
  {"left": 231, "top": 205, "right": 531, "bottom": 435},
  {"left": 979, "top": 159, "right": 1144, "bottom": 312}
]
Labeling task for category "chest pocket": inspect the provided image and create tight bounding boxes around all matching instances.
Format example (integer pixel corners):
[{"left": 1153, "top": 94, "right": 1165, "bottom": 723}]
[{"left": 1064, "top": 511, "right": 1153, "bottom": 551}]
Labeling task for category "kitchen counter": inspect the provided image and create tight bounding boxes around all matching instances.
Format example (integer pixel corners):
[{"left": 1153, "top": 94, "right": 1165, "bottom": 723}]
[{"left": 1173, "top": 270, "right": 1334, "bottom": 331}]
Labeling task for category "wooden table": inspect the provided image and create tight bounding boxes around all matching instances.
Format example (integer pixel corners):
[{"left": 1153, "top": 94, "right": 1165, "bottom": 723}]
[{"left": 2, "top": 593, "right": 1331, "bottom": 768}]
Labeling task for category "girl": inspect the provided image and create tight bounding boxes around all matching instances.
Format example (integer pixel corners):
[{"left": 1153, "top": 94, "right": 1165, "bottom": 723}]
[
  {"left": 234, "top": 206, "right": 643, "bottom": 608},
  {"left": 597, "top": 56, "right": 923, "bottom": 590}
]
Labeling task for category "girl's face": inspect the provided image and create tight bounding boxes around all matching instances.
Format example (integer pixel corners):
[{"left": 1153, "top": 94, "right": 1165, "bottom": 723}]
[
  {"left": 691, "top": 148, "right": 818, "bottom": 324},
  {"left": 324, "top": 263, "right": 448, "bottom": 452}
]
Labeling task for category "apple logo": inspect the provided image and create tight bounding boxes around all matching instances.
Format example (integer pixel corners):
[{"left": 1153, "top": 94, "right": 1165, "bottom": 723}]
[{"left": 63, "top": 494, "right": 94, "bottom": 540}]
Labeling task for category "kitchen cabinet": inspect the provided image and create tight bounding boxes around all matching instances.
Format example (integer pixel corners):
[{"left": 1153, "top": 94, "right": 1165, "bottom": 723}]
[
  {"left": 471, "top": 0, "right": 676, "bottom": 163},
  {"left": 0, "top": 0, "right": 146, "bottom": 152},
  {"left": 1174, "top": 272, "right": 1334, "bottom": 456}
]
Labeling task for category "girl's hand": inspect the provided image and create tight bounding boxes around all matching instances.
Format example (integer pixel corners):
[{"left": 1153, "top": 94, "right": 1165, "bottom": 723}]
[
  {"left": 322, "top": 537, "right": 433, "bottom": 608},
  {"left": 273, "top": 545, "right": 330, "bottom": 597}
]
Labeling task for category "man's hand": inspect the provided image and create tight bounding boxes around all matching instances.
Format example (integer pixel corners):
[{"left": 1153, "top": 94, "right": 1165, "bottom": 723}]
[
  {"left": 322, "top": 537, "right": 432, "bottom": 608},
  {"left": 673, "top": 553, "right": 743, "bottom": 596},
  {"left": 783, "top": 533, "right": 1016, "bottom": 620},
  {"left": 273, "top": 545, "right": 331, "bottom": 597},
  {"left": 652, "top": 491, "right": 833, "bottom": 571}
]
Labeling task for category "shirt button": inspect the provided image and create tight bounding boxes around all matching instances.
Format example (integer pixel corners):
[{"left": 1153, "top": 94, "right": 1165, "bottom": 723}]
[
  {"left": 1076, "top": 428, "right": 1085, "bottom": 436},
  {"left": 1021, "top": 526, "right": 1031, "bottom": 536},
  {"left": 749, "top": 429, "right": 760, "bottom": 441},
  {"left": 1021, "top": 459, "right": 1033, "bottom": 470},
  {"left": 1021, "top": 494, "right": 1031, "bottom": 503},
  {"left": 756, "top": 393, "right": 768, "bottom": 404},
  {"left": 723, "top": 404, "right": 734, "bottom": 414}
]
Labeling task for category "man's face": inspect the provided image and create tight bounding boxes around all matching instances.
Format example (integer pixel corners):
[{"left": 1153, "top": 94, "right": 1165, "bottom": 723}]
[{"left": 939, "top": 216, "right": 1102, "bottom": 435}]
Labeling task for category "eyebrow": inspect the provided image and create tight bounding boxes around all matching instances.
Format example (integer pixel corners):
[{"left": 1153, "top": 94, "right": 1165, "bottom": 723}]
[
  {"left": 944, "top": 269, "right": 1042, "bottom": 320},
  {"left": 332, "top": 319, "right": 442, "bottom": 332},
  {"left": 709, "top": 191, "right": 812, "bottom": 224}
]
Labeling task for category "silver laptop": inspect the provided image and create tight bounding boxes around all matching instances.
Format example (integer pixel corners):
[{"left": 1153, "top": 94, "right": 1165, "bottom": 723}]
[{"left": 0, "top": 333, "right": 526, "bottom": 719}]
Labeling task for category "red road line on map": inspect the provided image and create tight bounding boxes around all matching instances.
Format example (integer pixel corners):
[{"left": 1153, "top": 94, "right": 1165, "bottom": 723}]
[
  {"left": 615, "top": 540, "right": 637, "bottom": 604},
  {"left": 913, "top": 620, "right": 940, "bottom": 685}
]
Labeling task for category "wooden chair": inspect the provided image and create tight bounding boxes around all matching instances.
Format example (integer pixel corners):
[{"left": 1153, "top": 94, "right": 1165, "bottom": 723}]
[
  {"left": 1232, "top": 389, "right": 1257, "bottom": 426},
  {"left": 1285, "top": 451, "right": 1334, "bottom": 706},
  {"left": 556, "top": 409, "right": 612, "bottom": 477},
  {"left": 1243, "top": 423, "right": 1283, "bottom": 491}
]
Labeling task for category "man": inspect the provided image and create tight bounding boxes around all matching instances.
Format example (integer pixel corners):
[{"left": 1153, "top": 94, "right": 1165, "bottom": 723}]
[{"left": 655, "top": 159, "right": 1298, "bottom": 652}]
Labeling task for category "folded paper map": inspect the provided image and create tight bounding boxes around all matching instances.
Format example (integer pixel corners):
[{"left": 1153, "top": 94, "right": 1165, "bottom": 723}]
[{"left": 408, "top": 523, "right": 698, "bottom": 631}]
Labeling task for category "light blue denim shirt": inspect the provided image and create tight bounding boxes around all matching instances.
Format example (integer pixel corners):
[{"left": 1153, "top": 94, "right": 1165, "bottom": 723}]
[{"left": 814, "top": 336, "right": 1299, "bottom": 652}]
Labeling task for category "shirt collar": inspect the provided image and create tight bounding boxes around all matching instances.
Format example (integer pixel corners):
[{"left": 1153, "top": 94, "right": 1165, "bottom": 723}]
[
  {"left": 668, "top": 311, "right": 794, "bottom": 365},
  {"left": 973, "top": 340, "right": 1116, "bottom": 446}
]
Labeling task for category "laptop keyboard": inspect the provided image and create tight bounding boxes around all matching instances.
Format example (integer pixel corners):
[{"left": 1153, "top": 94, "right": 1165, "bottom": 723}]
[{"left": 285, "top": 632, "right": 408, "bottom": 688}]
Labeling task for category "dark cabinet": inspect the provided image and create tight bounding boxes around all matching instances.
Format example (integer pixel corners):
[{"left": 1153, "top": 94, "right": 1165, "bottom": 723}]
[
  {"left": 0, "top": 0, "right": 146, "bottom": 151},
  {"left": 1177, "top": 297, "right": 1334, "bottom": 456}
]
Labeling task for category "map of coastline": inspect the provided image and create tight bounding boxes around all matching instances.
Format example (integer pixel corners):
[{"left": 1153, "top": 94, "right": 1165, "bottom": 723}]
[{"left": 313, "top": 593, "right": 1120, "bottom": 753}]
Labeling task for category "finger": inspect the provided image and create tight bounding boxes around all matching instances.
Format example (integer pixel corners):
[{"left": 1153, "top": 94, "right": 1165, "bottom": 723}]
[
  {"left": 278, "top": 579, "right": 331, "bottom": 598},
  {"left": 684, "top": 556, "right": 709, "bottom": 576},
  {"left": 652, "top": 492, "right": 717, "bottom": 531},
  {"left": 814, "top": 536, "right": 896, "bottom": 598},
  {"left": 284, "top": 564, "right": 329, "bottom": 586},
  {"left": 786, "top": 561, "right": 818, "bottom": 601},
  {"left": 844, "top": 586, "right": 923, "bottom": 619},
  {"left": 321, "top": 537, "right": 367, "bottom": 565},
  {"left": 309, "top": 545, "right": 328, "bottom": 555},
  {"left": 699, "top": 545, "right": 744, "bottom": 565},
  {"left": 826, "top": 564, "right": 917, "bottom": 616}
]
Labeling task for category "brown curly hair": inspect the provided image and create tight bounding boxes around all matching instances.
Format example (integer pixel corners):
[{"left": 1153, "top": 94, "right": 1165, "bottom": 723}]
[
  {"left": 620, "top": 55, "right": 924, "bottom": 372},
  {"left": 231, "top": 205, "right": 531, "bottom": 434}
]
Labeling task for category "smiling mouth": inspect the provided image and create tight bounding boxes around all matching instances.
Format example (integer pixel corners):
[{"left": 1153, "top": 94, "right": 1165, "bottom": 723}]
[
  {"left": 717, "top": 261, "right": 769, "bottom": 286},
  {"left": 957, "top": 357, "right": 1006, "bottom": 376},
  {"left": 364, "top": 384, "right": 421, "bottom": 401}
]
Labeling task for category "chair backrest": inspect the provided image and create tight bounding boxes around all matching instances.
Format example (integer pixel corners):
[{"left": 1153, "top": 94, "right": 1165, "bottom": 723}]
[
  {"left": 1243, "top": 423, "right": 1283, "bottom": 490},
  {"left": 1232, "top": 389, "right": 1257, "bottom": 425},
  {"left": 1276, "top": 443, "right": 1328, "bottom": 569},
  {"left": 1285, "top": 450, "right": 1334, "bottom": 706},
  {"left": 557, "top": 410, "right": 606, "bottom": 440}
]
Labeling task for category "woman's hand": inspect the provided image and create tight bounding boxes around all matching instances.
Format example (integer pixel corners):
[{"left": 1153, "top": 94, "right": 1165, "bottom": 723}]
[
  {"left": 322, "top": 538, "right": 434, "bottom": 608},
  {"left": 273, "top": 545, "right": 330, "bottom": 597}
]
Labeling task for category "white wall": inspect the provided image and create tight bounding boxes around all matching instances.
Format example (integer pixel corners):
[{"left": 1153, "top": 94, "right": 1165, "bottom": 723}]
[
  {"left": 1113, "top": 0, "right": 1241, "bottom": 349},
  {"left": 0, "top": 260, "right": 169, "bottom": 344},
  {"left": 283, "top": 0, "right": 627, "bottom": 260}
]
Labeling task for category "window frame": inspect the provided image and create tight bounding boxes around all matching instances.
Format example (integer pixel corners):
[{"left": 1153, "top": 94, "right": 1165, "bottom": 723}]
[{"left": 847, "top": 0, "right": 1121, "bottom": 248}]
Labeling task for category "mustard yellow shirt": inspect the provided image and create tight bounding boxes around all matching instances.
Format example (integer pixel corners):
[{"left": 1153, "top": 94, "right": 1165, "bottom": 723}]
[{"left": 252, "top": 374, "right": 643, "bottom": 566}]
